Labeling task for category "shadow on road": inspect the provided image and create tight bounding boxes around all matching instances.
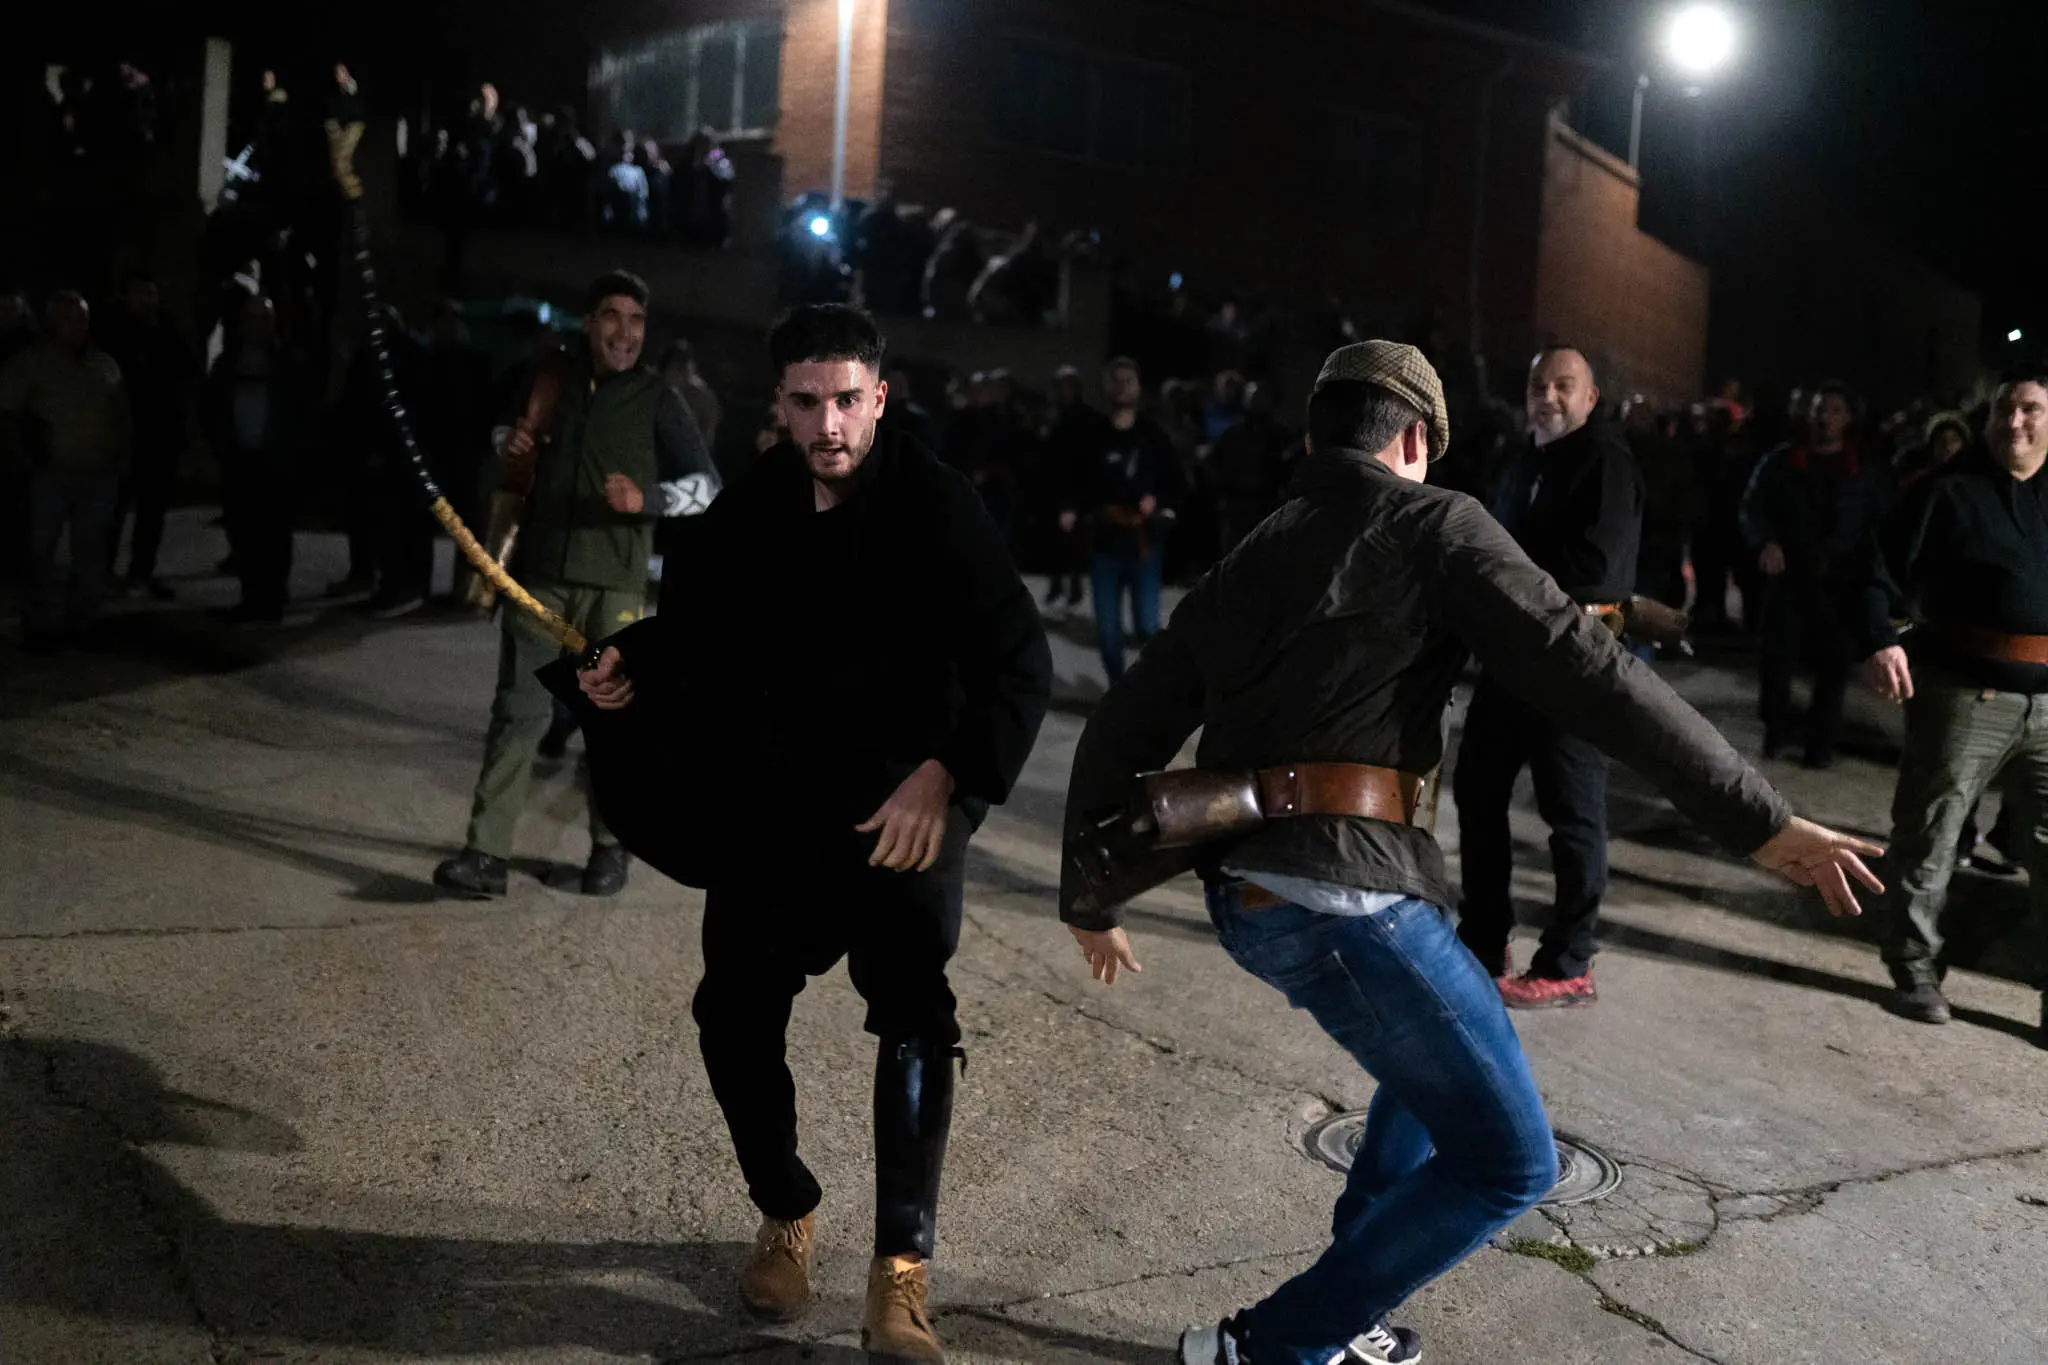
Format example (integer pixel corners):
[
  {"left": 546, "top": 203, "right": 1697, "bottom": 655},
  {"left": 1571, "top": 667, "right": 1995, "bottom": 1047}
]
[{"left": 0, "top": 1032, "right": 1165, "bottom": 1363}]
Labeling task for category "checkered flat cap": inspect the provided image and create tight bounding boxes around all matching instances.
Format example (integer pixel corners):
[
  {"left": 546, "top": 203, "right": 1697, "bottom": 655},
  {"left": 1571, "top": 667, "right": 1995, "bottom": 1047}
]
[{"left": 1313, "top": 341, "right": 1451, "bottom": 462}]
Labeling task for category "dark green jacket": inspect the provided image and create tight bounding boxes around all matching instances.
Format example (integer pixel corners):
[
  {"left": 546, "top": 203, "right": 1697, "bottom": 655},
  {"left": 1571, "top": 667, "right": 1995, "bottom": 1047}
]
[{"left": 514, "top": 358, "right": 668, "bottom": 591}]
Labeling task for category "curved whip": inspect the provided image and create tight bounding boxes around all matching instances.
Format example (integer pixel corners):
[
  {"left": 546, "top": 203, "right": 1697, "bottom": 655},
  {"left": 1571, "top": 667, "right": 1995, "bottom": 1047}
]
[{"left": 323, "top": 116, "right": 594, "bottom": 661}]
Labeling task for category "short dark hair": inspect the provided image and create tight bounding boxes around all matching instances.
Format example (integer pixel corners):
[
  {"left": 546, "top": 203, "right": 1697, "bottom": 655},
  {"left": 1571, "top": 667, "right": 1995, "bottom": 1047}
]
[
  {"left": 1105, "top": 355, "right": 1141, "bottom": 379},
  {"left": 1814, "top": 378, "right": 1858, "bottom": 408},
  {"left": 585, "top": 269, "right": 650, "bottom": 313},
  {"left": 658, "top": 338, "right": 695, "bottom": 371},
  {"left": 768, "top": 303, "right": 885, "bottom": 376},
  {"left": 1307, "top": 380, "right": 1425, "bottom": 455},
  {"left": 1997, "top": 361, "right": 2048, "bottom": 392}
]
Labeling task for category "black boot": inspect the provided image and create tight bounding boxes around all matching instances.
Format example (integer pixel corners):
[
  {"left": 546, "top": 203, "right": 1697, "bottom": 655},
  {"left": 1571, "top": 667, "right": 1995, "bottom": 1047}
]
[
  {"left": 434, "top": 848, "right": 508, "bottom": 898},
  {"left": 873, "top": 1040, "right": 962, "bottom": 1261},
  {"left": 582, "top": 841, "right": 631, "bottom": 896}
]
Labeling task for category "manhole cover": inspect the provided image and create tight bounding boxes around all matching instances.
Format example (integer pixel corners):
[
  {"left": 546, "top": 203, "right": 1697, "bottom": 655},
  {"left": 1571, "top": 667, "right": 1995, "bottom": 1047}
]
[{"left": 1302, "top": 1113, "right": 1621, "bottom": 1207}]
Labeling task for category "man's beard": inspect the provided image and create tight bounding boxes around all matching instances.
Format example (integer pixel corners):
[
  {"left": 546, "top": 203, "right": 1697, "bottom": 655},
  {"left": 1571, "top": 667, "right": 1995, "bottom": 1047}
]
[{"left": 808, "top": 428, "right": 875, "bottom": 482}]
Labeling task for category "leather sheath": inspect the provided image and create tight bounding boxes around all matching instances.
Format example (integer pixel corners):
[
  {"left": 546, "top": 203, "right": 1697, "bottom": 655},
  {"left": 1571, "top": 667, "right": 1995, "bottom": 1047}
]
[
  {"left": 1622, "top": 595, "right": 1691, "bottom": 645},
  {"left": 1065, "top": 762, "right": 1423, "bottom": 921},
  {"left": 1937, "top": 622, "right": 2048, "bottom": 666}
]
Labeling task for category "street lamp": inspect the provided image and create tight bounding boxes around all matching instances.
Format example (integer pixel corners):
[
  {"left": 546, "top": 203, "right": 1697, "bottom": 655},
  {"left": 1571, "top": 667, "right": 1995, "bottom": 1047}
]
[
  {"left": 1630, "top": 3, "right": 1739, "bottom": 170},
  {"left": 2010, "top": 328, "right": 2026, "bottom": 343}
]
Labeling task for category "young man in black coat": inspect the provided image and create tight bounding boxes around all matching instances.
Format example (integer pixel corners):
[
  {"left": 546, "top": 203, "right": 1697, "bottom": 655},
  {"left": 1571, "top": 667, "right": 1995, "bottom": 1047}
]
[{"left": 575, "top": 304, "right": 1051, "bottom": 1363}]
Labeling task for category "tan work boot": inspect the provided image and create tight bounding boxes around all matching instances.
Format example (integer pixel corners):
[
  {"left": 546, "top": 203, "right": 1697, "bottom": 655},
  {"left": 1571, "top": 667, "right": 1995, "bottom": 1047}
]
[
  {"left": 863, "top": 1253, "right": 944, "bottom": 1361},
  {"left": 737, "top": 1213, "right": 814, "bottom": 1322}
]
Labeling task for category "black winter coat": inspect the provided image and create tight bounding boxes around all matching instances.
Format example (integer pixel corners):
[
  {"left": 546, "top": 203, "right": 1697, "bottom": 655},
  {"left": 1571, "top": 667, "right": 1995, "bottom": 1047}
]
[{"left": 553, "top": 430, "right": 1053, "bottom": 886}]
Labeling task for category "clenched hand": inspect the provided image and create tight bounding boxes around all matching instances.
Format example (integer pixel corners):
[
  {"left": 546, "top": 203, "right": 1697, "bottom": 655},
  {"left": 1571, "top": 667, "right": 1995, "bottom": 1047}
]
[
  {"left": 577, "top": 646, "right": 636, "bottom": 711},
  {"left": 857, "top": 759, "right": 955, "bottom": 871},
  {"left": 604, "top": 474, "right": 645, "bottom": 515}
]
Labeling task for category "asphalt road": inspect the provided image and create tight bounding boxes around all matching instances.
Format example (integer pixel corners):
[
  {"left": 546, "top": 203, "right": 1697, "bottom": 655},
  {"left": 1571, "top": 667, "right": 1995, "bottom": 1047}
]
[{"left": 3, "top": 512, "right": 2045, "bottom": 1364}]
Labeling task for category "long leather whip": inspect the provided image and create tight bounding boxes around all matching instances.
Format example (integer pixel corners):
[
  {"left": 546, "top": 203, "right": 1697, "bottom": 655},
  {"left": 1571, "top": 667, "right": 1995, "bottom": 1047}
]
[{"left": 323, "top": 113, "right": 596, "bottom": 662}]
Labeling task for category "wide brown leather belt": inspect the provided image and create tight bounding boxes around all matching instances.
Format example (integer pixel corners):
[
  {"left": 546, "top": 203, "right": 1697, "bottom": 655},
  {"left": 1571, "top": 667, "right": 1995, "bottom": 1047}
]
[
  {"left": 1937, "top": 623, "right": 2048, "bottom": 666},
  {"left": 1253, "top": 762, "right": 1424, "bottom": 826}
]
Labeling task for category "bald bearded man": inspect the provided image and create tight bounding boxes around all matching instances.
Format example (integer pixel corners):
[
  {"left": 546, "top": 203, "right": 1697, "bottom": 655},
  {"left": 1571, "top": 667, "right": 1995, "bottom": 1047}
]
[{"left": 1453, "top": 345, "right": 1645, "bottom": 1008}]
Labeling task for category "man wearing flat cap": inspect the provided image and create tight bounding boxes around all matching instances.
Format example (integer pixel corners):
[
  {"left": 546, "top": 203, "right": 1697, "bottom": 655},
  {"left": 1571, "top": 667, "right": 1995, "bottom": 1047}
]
[{"left": 1057, "top": 342, "right": 1884, "bottom": 1365}]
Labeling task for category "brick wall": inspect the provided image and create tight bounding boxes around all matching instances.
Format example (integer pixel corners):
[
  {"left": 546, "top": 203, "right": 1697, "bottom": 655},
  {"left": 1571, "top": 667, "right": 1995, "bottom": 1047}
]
[
  {"left": 777, "top": 0, "right": 889, "bottom": 201},
  {"left": 876, "top": 0, "right": 1582, "bottom": 346},
  {"left": 1532, "top": 118, "right": 1708, "bottom": 407}
]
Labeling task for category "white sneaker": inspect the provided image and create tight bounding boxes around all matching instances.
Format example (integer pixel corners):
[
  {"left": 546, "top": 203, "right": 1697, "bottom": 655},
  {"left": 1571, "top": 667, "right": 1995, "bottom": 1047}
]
[
  {"left": 1180, "top": 1314, "right": 1253, "bottom": 1364},
  {"left": 1346, "top": 1319, "right": 1422, "bottom": 1363}
]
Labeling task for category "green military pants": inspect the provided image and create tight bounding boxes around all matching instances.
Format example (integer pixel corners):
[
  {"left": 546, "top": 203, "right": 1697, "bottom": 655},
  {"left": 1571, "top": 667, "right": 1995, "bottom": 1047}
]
[
  {"left": 1882, "top": 682, "right": 2048, "bottom": 987},
  {"left": 464, "top": 582, "right": 646, "bottom": 859}
]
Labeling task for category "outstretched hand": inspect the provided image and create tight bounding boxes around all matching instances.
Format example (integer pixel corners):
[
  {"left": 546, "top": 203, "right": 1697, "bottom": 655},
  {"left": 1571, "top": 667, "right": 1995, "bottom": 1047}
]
[
  {"left": 1069, "top": 925, "right": 1142, "bottom": 985},
  {"left": 1752, "top": 816, "right": 1885, "bottom": 918}
]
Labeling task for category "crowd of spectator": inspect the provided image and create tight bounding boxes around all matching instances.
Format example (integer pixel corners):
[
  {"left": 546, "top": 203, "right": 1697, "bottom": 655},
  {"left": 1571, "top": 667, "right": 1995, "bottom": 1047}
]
[{"left": 397, "top": 82, "right": 737, "bottom": 253}]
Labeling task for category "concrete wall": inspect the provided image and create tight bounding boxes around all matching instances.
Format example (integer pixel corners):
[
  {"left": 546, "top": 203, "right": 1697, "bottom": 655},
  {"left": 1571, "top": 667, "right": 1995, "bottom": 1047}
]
[{"left": 1531, "top": 117, "right": 1708, "bottom": 409}]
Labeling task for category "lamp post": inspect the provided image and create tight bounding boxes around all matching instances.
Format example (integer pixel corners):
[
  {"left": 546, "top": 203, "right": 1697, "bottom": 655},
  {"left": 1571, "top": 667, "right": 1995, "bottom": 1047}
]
[
  {"left": 1628, "top": 3, "right": 1738, "bottom": 171},
  {"left": 831, "top": 0, "right": 856, "bottom": 210}
]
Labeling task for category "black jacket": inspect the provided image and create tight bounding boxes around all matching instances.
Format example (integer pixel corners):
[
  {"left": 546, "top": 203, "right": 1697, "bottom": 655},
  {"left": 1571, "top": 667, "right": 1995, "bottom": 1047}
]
[
  {"left": 593, "top": 430, "right": 1052, "bottom": 881},
  {"left": 1739, "top": 439, "right": 1892, "bottom": 579},
  {"left": 1059, "top": 448, "right": 1790, "bottom": 930},
  {"left": 1490, "top": 418, "right": 1644, "bottom": 604},
  {"left": 1850, "top": 447, "right": 2048, "bottom": 694}
]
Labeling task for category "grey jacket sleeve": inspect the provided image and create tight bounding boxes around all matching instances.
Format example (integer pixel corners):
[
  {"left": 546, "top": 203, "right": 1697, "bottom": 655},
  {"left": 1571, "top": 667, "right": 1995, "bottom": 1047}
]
[
  {"left": 653, "top": 385, "right": 720, "bottom": 516},
  {"left": 1431, "top": 499, "right": 1791, "bottom": 855}
]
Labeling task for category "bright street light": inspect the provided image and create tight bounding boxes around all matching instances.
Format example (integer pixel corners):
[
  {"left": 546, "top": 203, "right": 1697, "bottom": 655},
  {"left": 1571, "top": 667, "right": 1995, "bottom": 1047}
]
[
  {"left": 1665, "top": 4, "right": 1738, "bottom": 80},
  {"left": 2011, "top": 328, "right": 2026, "bottom": 343}
]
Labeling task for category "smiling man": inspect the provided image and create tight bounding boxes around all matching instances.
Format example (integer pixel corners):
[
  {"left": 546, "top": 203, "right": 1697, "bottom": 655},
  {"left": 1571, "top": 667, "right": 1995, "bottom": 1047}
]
[
  {"left": 576, "top": 303, "right": 1050, "bottom": 1362},
  {"left": 433, "top": 269, "right": 717, "bottom": 900}
]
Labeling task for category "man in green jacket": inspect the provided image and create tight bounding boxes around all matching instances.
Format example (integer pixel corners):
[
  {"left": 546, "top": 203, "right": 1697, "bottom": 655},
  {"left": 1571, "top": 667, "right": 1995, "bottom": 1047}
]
[{"left": 435, "top": 271, "right": 717, "bottom": 898}]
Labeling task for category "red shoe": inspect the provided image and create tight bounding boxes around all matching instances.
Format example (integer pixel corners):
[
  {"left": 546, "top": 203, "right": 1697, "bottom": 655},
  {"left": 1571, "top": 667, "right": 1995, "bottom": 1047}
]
[{"left": 1498, "top": 971, "right": 1597, "bottom": 1009}]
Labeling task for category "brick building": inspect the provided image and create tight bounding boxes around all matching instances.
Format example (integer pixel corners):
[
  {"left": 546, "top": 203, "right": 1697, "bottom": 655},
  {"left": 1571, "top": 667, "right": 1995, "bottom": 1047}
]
[{"left": 464, "top": 0, "right": 1714, "bottom": 407}]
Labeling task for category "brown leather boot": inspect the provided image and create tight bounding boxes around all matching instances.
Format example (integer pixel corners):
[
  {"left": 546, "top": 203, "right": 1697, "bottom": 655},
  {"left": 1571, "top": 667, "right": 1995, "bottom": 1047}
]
[
  {"left": 737, "top": 1213, "right": 814, "bottom": 1322},
  {"left": 863, "top": 1253, "right": 944, "bottom": 1361}
]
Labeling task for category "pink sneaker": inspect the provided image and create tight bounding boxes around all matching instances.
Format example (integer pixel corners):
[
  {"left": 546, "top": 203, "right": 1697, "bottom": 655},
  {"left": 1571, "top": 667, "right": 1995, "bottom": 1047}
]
[{"left": 1498, "top": 971, "right": 1597, "bottom": 1009}]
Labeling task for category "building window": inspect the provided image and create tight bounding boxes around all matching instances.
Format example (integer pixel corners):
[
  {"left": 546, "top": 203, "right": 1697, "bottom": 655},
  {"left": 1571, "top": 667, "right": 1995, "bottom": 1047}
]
[
  {"left": 990, "top": 37, "right": 1191, "bottom": 176},
  {"left": 591, "top": 18, "right": 783, "bottom": 143},
  {"left": 1323, "top": 108, "right": 1428, "bottom": 233}
]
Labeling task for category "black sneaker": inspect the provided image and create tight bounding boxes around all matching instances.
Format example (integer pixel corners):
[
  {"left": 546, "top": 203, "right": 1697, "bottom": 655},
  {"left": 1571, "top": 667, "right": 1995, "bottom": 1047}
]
[
  {"left": 582, "top": 842, "right": 630, "bottom": 897},
  {"left": 433, "top": 849, "right": 508, "bottom": 898},
  {"left": 537, "top": 714, "right": 578, "bottom": 760},
  {"left": 1967, "top": 839, "right": 2023, "bottom": 878},
  {"left": 1890, "top": 980, "right": 1951, "bottom": 1025},
  {"left": 1179, "top": 1312, "right": 1254, "bottom": 1365},
  {"left": 363, "top": 592, "right": 426, "bottom": 621},
  {"left": 1346, "top": 1319, "right": 1422, "bottom": 1364}
]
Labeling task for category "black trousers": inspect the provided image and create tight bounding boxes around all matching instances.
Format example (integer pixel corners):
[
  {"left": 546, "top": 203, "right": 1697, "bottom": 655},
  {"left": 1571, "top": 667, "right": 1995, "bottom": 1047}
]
[
  {"left": 1757, "top": 572, "right": 1851, "bottom": 762},
  {"left": 222, "top": 448, "right": 294, "bottom": 613},
  {"left": 693, "top": 806, "right": 970, "bottom": 1250},
  {"left": 123, "top": 438, "right": 183, "bottom": 582},
  {"left": 373, "top": 460, "right": 435, "bottom": 599},
  {"left": 1454, "top": 675, "right": 1611, "bottom": 980}
]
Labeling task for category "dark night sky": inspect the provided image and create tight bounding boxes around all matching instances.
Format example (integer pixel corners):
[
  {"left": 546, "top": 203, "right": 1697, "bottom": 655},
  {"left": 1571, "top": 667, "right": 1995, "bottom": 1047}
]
[{"left": 1429, "top": 0, "right": 2043, "bottom": 342}]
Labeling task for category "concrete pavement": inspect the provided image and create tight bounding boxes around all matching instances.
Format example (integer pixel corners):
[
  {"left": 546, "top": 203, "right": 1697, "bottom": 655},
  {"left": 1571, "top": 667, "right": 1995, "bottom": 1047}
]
[{"left": 3, "top": 511, "right": 2046, "bottom": 1364}]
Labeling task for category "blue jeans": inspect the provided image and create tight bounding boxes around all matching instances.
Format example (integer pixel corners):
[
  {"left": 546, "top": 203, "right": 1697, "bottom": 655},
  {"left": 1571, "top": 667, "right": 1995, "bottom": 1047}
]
[
  {"left": 1089, "top": 545, "right": 1163, "bottom": 682},
  {"left": 1205, "top": 886, "right": 1558, "bottom": 1364}
]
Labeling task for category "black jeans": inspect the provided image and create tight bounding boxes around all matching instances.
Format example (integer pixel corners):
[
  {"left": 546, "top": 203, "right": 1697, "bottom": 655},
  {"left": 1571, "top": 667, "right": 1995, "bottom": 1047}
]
[
  {"left": 124, "top": 438, "right": 183, "bottom": 582},
  {"left": 693, "top": 806, "right": 970, "bottom": 1250},
  {"left": 223, "top": 447, "right": 294, "bottom": 613},
  {"left": 373, "top": 459, "right": 434, "bottom": 599},
  {"left": 1454, "top": 675, "right": 1611, "bottom": 980},
  {"left": 1757, "top": 572, "right": 1851, "bottom": 761}
]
